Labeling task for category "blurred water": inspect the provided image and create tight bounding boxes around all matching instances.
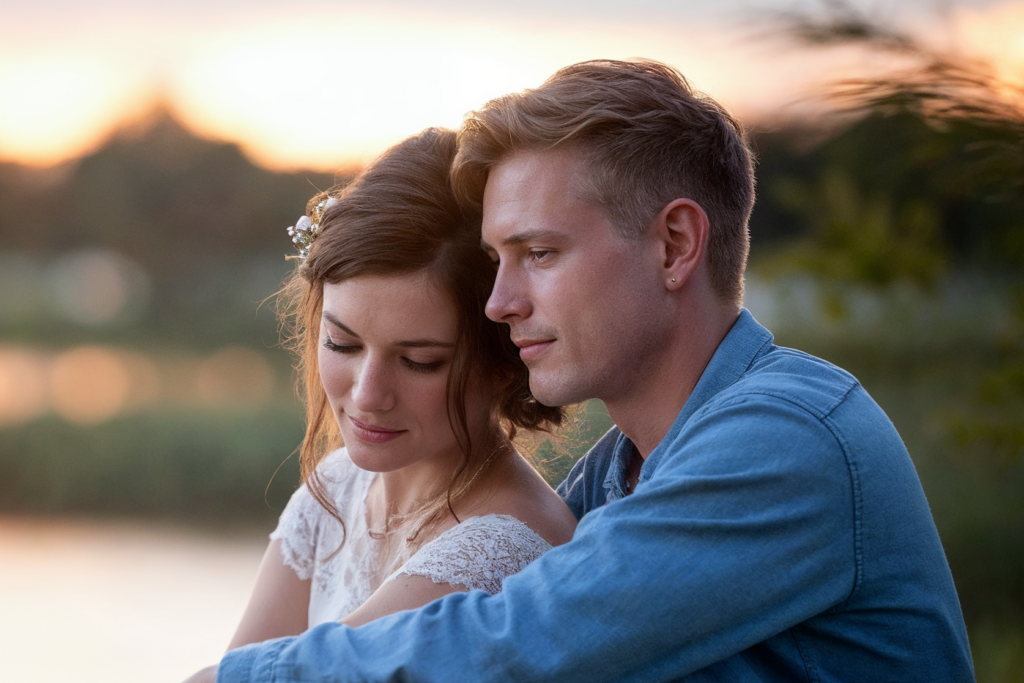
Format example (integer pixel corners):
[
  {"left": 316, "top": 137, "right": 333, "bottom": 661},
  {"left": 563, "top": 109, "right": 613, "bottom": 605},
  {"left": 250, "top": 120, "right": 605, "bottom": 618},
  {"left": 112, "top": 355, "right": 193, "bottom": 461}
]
[{"left": 0, "top": 517, "right": 267, "bottom": 682}]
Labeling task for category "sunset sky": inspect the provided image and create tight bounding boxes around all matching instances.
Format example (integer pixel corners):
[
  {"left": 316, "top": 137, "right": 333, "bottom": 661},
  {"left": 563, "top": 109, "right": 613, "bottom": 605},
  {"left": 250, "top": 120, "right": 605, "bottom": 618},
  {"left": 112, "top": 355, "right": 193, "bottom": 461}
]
[{"left": 1, "top": 0, "right": 1021, "bottom": 171}]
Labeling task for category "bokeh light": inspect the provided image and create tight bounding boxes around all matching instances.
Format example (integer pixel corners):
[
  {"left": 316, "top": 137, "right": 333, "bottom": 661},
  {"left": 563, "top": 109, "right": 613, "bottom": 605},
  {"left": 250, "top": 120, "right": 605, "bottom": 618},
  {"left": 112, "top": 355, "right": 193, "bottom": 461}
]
[
  {"left": 0, "top": 347, "right": 48, "bottom": 427},
  {"left": 49, "top": 347, "right": 138, "bottom": 425},
  {"left": 48, "top": 249, "right": 152, "bottom": 326},
  {"left": 194, "top": 346, "right": 276, "bottom": 406}
]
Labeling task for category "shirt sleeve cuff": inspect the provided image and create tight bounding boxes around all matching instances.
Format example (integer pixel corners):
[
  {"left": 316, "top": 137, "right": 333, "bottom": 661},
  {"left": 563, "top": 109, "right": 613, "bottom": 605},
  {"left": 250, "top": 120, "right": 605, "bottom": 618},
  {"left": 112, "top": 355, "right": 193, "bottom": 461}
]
[{"left": 217, "top": 637, "right": 294, "bottom": 683}]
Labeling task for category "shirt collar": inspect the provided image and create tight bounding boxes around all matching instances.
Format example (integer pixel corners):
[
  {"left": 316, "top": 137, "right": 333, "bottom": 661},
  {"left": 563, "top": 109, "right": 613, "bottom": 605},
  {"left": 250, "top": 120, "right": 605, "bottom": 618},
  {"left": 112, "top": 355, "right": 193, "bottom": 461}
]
[
  {"left": 601, "top": 431, "right": 636, "bottom": 504},
  {"left": 638, "top": 308, "right": 774, "bottom": 482}
]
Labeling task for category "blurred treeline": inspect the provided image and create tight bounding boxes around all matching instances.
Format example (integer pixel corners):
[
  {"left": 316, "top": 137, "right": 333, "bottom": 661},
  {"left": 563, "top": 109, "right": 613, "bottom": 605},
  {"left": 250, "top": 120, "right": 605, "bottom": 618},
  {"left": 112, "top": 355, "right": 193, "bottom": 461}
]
[
  {"left": 0, "top": 111, "right": 341, "bottom": 348},
  {"left": 0, "top": 111, "right": 344, "bottom": 521},
  {"left": 0, "top": 13, "right": 1022, "bottom": 675}
]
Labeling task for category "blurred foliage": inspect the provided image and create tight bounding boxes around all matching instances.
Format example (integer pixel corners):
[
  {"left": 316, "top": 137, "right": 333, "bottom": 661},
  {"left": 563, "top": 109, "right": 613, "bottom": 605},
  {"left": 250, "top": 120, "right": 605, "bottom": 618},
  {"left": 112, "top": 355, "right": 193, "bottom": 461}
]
[
  {"left": 0, "top": 406, "right": 303, "bottom": 523},
  {"left": 749, "top": 0, "right": 1024, "bottom": 471},
  {"left": 528, "top": 399, "right": 615, "bottom": 486},
  {"left": 0, "top": 109, "right": 344, "bottom": 348},
  {"left": 753, "top": 0, "right": 1024, "bottom": 303},
  {"left": 1, "top": 108, "right": 341, "bottom": 261},
  {"left": 751, "top": 112, "right": 1024, "bottom": 281}
]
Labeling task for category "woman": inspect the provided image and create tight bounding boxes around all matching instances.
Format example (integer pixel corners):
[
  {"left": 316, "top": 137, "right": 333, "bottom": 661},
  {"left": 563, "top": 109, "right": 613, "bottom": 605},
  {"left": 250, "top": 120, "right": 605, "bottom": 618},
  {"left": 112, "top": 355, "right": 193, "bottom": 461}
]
[{"left": 224, "top": 128, "right": 576, "bottom": 649}]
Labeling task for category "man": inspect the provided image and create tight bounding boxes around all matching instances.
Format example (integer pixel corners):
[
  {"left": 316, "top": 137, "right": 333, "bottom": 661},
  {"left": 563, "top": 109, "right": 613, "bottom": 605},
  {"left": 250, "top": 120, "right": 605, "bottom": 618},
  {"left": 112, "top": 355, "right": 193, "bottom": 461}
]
[{"left": 215, "top": 60, "right": 973, "bottom": 682}]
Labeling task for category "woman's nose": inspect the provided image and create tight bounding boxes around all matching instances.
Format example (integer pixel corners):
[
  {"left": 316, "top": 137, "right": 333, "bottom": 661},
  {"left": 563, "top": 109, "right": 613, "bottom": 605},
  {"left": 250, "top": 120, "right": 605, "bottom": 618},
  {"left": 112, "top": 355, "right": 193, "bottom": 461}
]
[{"left": 351, "top": 355, "right": 396, "bottom": 412}]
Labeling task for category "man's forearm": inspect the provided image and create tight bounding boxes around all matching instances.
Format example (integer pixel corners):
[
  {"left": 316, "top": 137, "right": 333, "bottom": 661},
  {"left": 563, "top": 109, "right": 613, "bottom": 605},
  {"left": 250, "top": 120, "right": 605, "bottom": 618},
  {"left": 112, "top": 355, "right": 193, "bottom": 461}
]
[{"left": 217, "top": 401, "right": 855, "bottom": 683}]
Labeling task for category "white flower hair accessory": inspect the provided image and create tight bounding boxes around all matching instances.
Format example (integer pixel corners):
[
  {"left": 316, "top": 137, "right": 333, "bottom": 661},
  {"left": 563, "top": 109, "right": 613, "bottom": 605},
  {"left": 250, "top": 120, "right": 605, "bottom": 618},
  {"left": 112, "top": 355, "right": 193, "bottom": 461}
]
[{"left": 287, "top": 196, "right": 338, "bottom": 259}]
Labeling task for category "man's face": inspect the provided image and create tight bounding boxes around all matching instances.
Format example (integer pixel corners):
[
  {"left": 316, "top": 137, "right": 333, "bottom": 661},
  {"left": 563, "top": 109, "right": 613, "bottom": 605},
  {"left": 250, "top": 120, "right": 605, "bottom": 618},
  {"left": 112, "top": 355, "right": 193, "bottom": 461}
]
[{"left": 481, "top": 149, "right": 668, "bottom": 407}]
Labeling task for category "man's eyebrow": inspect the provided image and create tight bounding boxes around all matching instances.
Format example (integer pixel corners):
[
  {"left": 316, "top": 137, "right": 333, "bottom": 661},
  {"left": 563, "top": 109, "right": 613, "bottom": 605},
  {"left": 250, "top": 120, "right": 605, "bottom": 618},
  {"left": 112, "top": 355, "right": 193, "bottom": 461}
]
[
  {"left": 323, "top": 311, "right": 453, "bottom": 349},
  {"left": 481, "top": 229, "right": 563, "bottom": 251}
]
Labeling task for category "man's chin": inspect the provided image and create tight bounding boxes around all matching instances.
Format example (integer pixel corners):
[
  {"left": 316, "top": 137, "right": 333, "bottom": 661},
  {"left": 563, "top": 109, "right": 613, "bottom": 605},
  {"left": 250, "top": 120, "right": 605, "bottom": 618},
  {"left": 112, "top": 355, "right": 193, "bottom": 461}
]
[{"left": 528, "top": 372, "right": 590, "bottom": 407}]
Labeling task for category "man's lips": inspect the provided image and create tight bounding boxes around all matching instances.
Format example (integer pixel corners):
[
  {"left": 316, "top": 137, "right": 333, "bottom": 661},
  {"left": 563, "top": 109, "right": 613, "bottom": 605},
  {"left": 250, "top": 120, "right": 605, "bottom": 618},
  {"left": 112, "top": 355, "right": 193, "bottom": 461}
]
[
  {"left": 347, "top": 416, "right": 406, "bottom": 444},
  {"left": 514, "top": 338, "right": 555, "bottom": 361}
]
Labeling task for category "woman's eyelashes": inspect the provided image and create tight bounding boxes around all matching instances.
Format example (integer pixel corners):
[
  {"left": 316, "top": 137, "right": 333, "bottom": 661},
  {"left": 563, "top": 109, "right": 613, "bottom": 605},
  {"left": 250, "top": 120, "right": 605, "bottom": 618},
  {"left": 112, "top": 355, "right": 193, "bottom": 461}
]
[
  {"left": 322, "top": 337, "right": 360, "bottom": 354},
  {"left": 322, "top": 336, "right": 446, "bottom": 374},
  {"left": 401, "top": 358, "right": 445, "bottom": 374}
]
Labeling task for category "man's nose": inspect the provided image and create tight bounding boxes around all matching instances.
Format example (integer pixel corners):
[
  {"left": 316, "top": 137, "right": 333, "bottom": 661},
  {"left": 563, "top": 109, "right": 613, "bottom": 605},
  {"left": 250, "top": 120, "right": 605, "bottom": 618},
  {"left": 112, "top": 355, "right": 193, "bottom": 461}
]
[
  {"left": 351, "top": 355, "right": 396, "bottom": 413},
  {"left": 486, "top": 262, "right": 531, "bottom": 323}
]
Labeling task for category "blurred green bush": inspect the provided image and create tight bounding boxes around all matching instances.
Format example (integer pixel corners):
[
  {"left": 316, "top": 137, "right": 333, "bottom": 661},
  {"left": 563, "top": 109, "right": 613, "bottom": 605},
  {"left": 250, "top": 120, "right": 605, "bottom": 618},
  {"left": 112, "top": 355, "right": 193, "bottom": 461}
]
[{"left": 0, "top": 406, "right": 303, "bottom": 524}]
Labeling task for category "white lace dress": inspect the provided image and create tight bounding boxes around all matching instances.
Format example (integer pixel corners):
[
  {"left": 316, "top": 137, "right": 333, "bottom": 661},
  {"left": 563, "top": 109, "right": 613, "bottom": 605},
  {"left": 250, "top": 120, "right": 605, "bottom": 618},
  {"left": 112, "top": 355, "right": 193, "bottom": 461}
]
[{"left": 270, "top": 447, "right": 553, "bottom": 627}]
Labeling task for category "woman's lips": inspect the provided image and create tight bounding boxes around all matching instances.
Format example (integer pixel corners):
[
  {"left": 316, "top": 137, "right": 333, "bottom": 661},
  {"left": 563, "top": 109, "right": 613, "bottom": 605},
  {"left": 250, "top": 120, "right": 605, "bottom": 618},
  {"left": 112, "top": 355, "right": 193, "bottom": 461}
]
[
  {"left": 516, "top": 339, "right": 555, "bottom": 361},
  {"left": 347, "top": 416, "right": 406, "bottom": 444}
]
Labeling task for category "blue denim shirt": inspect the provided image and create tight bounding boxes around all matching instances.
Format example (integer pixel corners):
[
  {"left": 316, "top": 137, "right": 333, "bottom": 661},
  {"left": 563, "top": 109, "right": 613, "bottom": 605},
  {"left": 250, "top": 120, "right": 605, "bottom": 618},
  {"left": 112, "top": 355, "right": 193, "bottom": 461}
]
[{"left": 220, "top": 310, "right": 974, "bottom": 682}]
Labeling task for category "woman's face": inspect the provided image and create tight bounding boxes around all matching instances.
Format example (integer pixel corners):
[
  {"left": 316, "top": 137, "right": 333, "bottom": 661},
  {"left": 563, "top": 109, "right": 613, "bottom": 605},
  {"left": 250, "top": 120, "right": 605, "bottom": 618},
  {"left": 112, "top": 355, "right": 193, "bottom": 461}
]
[{"left": 319, "top": 271, "right": 491, "bottom": 474}]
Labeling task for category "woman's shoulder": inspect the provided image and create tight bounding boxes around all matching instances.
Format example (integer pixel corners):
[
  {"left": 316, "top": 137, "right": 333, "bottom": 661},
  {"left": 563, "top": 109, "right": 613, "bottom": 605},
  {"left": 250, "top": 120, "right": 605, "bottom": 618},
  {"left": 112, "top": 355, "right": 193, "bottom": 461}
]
[
  {"left": 388, "top": 513, "right": 552, "bottom": 594},
  {"left": 465, "top": 454, "right": 578, "bottom": 547},
  {"left": 434, "top": 516, "right": 557, "bottom": 557}
]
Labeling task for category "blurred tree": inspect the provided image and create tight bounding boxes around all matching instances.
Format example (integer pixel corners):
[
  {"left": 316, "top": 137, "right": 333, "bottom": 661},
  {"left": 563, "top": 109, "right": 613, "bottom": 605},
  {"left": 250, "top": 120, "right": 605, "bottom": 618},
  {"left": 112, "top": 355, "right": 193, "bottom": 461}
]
[
  {"left": 0, "top": 109, "right": 347, "bottom": 347},
  {"left": 763, "top": 0, "right": 1024, "bottom": 274},
  {"left": 761, "top": 0, "right": 1024, "bottom": 458}
]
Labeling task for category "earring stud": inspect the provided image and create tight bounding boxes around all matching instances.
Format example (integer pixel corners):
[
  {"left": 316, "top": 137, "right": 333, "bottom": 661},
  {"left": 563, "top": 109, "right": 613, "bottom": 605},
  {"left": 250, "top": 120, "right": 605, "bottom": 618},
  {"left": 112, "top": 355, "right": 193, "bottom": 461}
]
[{"left": 670, "top": 278, "right": 676, "bottom": 283}]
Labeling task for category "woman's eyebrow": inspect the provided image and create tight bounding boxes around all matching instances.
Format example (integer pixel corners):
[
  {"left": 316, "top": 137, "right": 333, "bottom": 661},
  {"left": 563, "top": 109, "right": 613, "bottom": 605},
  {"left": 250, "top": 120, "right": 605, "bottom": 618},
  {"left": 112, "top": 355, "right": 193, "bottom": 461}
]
[
  {"left": 322, "top": 312, "right": 359, "bottom": 337},
  {"left": 323, "top": 312, "right": 453, "bottom": 349},
  {"left": 394, "top": 339, "right": 455, "bottom": 349}
]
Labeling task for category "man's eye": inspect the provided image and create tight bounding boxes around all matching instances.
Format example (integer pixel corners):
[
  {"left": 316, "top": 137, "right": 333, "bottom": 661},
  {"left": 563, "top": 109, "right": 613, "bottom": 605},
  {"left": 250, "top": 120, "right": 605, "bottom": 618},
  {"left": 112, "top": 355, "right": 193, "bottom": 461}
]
[{"left": 530, "top": 250, "right": 552, "bottom": 261}]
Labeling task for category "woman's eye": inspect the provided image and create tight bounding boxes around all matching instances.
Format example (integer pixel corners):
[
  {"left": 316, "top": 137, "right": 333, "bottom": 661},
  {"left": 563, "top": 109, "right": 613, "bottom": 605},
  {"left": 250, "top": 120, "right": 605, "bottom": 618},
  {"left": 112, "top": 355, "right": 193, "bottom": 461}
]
[
  {"left": 402, "top": 358, "right": 445, "bottom": 374},
  {"left": 323, "top": 338, "right": 360, "bottom": 354}
]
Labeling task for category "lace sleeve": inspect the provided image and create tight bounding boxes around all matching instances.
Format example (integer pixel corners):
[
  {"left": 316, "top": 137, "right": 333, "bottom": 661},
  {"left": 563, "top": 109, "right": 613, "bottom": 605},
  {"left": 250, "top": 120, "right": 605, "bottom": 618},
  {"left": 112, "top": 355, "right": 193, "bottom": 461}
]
[
  {"left": 385, "top": 514, "right": 552, "bottom": 594},
  {"left": 269, "top": 483, "right": 323, "bottom": 581}
]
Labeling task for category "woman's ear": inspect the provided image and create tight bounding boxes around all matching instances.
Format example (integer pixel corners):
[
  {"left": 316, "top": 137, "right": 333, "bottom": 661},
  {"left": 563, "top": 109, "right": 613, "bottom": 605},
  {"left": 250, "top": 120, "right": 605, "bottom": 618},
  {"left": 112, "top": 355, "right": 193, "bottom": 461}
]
[{"left": 654, "top": 198, "right": 709, "bottom": 290}]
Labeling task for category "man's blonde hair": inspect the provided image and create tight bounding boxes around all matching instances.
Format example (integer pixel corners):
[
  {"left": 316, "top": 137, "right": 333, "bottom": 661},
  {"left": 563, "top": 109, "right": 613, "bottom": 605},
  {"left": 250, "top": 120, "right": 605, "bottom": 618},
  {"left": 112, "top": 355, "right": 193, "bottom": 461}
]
[{"left": 452, "top": 59, "right": 755, "bottom": 304}]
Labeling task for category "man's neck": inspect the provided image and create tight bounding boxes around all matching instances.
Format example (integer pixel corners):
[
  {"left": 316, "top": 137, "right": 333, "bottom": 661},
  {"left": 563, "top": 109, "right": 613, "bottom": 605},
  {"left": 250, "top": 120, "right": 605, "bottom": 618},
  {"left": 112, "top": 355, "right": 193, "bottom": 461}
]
[{"left": 606, "top": 306, "right": 739, "bottom": 459}]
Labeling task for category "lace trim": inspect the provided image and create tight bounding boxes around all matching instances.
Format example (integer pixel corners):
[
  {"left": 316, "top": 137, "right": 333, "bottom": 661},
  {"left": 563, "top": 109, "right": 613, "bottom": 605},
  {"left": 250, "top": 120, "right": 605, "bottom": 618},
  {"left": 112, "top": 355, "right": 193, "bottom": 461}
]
[
  {"left": 269, "top": 448, "right": 372, "bottom": 591},
  {"left": 385, "top": 514, "right": 552, "bottom": 594},
  {"left": 269, "top": 483, "right": 321, "bottom": 581}
]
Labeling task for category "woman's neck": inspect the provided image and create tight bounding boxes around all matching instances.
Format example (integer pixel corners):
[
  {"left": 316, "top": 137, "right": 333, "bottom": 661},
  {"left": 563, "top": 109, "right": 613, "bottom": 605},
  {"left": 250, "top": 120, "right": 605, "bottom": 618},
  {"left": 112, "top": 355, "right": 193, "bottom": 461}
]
[{"left": 365, "top": 430, "right": 510, "bottom": 530}]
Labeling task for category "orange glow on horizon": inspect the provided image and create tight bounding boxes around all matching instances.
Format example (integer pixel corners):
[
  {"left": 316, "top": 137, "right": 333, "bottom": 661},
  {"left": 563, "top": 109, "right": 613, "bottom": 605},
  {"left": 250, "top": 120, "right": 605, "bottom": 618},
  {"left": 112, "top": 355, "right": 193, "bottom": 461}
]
[
  {"left": 957, "top": 1, "right": 1024, "bottom": 89},
  {"left": 0, "top": 52, "right": 154, "bottom": 166},
  {"left": 0, "top": 3, "right": 1021, "bottom": 172}
]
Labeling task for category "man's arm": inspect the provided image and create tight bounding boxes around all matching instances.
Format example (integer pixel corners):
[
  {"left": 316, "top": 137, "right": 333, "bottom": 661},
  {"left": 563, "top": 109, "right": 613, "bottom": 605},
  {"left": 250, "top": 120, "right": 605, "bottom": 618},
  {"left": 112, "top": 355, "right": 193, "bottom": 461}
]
[{"left": 219, "top": 395, "right": 856, "bottom": 682}]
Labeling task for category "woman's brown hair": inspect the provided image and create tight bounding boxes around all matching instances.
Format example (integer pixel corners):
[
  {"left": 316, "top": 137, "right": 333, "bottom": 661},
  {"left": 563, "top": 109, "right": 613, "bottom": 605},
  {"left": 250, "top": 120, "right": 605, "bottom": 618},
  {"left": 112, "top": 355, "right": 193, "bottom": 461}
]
[{"left": 278, "top": 127, "right": 562, "bottom": 552}]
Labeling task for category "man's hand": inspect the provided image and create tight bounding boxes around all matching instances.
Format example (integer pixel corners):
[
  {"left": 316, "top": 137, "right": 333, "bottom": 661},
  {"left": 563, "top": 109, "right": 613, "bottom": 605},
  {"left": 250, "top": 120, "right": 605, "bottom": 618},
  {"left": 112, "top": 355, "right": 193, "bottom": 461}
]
[{"left": 183, "top": 664, "right": 218, "bottom": 683}]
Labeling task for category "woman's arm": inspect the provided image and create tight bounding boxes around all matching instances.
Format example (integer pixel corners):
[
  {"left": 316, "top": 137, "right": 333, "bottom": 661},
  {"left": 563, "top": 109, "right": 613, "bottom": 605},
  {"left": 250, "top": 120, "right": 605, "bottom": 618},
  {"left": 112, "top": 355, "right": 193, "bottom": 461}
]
[
  {"left": 183, "top": 540, "right": 309, "bottom": 683},
  {"left": 227, "top": 539, "right": 311, "bottom": 650},
  {"left": 342, "top": 575, "right": 467, "bottom": 628}
]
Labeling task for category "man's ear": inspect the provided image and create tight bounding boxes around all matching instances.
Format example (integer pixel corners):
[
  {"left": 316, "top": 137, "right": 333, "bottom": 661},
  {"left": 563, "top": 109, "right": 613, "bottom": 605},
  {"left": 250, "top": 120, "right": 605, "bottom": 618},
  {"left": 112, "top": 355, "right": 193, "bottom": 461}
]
[{"left": 655, "top": 198, "right": 709, "bottom": 291}]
